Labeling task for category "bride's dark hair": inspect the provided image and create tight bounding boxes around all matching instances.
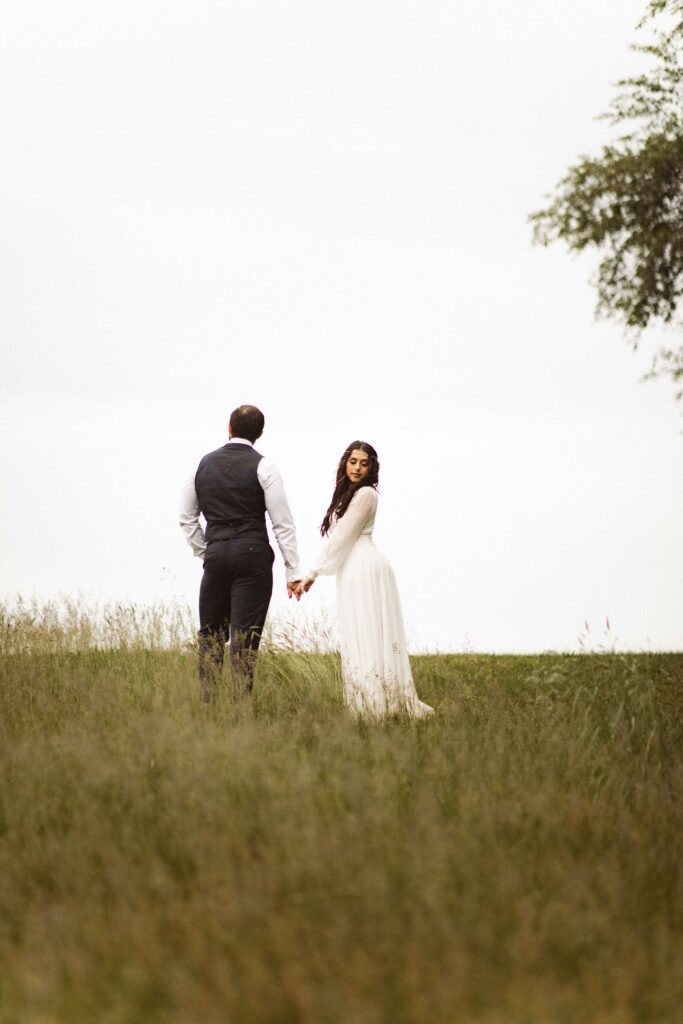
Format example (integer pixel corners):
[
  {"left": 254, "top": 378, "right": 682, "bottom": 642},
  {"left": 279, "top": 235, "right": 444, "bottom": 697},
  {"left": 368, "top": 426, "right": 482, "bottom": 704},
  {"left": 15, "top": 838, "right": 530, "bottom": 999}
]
[{"left": 320, "top": 441, "right": 380, "bottom": 536}]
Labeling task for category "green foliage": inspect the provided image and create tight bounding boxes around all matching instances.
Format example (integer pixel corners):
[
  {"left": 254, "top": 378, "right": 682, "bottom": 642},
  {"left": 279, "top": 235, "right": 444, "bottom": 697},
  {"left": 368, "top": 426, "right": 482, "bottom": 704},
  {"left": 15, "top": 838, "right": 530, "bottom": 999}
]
[
  {"left": 530, "top": 0, "right": 683, "bottom": 398},
  {"left": 1, "top": 601, "right": 682, "bottom": 1023}
]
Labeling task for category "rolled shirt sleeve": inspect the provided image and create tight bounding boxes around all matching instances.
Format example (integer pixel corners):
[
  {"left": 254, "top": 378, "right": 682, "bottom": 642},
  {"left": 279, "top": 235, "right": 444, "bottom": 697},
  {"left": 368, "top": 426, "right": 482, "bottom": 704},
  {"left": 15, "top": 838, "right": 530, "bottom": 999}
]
[
  {"left": 179, "top": 475, "right": 207, "bottom": 559},
  {"left": 257, "top": 457, "right": 301, "bottom": 583}
]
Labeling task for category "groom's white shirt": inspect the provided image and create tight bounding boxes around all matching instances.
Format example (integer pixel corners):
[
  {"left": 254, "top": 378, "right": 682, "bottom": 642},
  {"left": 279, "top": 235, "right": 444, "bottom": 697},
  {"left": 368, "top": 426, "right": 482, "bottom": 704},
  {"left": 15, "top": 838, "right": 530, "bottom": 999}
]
[{"left": 179, "top": 437, "right": 301, "bottom": 583}]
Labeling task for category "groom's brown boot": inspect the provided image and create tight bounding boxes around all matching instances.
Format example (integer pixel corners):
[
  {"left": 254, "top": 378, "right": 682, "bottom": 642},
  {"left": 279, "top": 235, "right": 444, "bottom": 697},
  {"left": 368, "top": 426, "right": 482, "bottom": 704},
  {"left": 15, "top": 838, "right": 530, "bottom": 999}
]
[
  {"left": 198, "top": 631, "right": 226, "bottom": 703},
  {"left": 229, "top": 631, "right": 258, "bottom": 695}
]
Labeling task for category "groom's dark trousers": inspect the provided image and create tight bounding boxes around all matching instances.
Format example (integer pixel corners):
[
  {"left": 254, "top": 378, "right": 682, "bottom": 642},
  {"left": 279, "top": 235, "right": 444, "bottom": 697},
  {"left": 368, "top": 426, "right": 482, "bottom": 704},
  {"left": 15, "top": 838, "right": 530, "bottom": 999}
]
[{"left": 195, "top": 443, "right": 274, "bottom": 699}]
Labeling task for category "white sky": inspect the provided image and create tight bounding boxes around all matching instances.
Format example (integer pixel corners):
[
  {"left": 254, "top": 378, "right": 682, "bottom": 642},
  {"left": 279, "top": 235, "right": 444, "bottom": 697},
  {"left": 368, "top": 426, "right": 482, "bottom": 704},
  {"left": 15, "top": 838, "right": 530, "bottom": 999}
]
[{"left": 1, "top": 0, "right": 681, "bottom": 653}]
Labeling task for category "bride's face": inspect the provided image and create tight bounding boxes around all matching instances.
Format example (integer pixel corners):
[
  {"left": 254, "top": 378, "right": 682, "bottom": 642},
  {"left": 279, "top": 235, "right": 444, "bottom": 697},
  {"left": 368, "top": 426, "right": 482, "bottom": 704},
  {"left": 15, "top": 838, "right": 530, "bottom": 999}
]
[{"left": 346, "top": 449, "right": 371, "bottom": 485}]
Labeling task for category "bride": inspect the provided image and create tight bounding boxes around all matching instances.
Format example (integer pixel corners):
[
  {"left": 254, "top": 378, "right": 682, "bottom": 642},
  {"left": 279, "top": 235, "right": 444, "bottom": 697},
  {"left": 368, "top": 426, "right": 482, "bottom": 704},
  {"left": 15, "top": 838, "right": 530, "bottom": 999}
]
[{"left": 296, "top": 441, "right": 433, "bottom": 719}]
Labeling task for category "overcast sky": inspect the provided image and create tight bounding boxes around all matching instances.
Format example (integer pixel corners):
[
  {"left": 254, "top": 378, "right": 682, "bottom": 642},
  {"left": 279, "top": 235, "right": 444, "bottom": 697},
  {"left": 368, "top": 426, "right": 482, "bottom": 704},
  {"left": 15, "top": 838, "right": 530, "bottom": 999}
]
[{"left": 1, "top": 0, "right": 681, "bottom": 653}]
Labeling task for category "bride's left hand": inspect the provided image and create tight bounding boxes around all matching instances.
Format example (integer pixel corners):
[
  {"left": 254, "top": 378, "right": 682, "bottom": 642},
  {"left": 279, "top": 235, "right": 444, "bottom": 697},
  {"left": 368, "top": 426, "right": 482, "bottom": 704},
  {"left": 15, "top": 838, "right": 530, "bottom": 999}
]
[{"left": 291, "top": 577, "right": 314, "bottom": 599}]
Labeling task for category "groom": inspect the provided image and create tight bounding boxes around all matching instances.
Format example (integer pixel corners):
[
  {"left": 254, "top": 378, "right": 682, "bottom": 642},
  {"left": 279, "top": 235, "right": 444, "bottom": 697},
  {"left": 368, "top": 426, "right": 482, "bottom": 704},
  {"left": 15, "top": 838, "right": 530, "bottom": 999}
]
[{"left": 179, "top": 404, "right": 302, "bottom": 700}]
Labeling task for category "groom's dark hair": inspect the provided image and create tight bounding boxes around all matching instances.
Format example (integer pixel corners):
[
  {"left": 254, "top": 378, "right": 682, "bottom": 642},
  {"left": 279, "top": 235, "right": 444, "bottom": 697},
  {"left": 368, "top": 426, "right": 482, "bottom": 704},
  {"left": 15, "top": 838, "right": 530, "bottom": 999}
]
[{"left": 230, "top": 404, "right": 265, "bottom": 443}]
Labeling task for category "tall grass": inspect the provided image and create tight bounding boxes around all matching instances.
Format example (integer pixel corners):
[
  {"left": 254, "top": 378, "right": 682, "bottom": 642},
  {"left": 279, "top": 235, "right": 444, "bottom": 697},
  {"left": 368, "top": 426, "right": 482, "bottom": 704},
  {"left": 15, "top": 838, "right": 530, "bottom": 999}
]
[{"left": 0, "top": 599, "right": 681, "bottom": 1024}]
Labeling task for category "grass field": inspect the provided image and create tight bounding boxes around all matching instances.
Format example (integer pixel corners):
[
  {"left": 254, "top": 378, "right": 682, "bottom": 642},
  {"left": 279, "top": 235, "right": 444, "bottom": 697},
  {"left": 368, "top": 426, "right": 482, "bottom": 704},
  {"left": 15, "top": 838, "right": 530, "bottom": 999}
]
[{"left": 1, "top": 601, "right": 682, "bottom": 1024}]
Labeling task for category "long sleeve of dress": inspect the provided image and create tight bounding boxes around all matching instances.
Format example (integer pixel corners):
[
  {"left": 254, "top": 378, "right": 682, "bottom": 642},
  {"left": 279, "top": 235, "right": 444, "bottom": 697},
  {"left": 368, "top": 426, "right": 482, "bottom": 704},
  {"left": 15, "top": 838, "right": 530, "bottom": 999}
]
[{"left": 307, "top": 487, "right": 378, "bottom": 579}]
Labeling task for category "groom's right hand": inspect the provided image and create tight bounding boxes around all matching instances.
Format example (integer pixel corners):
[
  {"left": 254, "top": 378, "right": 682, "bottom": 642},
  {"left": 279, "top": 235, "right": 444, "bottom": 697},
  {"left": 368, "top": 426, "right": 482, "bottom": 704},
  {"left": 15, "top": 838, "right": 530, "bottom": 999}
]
[{"left": 287, "top": 580, "right": 303, "bottom": 601}]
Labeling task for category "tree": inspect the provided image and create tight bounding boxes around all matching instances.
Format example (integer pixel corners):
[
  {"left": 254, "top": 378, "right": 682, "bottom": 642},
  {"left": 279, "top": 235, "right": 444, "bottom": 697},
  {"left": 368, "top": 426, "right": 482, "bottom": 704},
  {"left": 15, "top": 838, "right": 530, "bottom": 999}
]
[{"left": 530, "top": 0, "right": 683, "bottom": 399}]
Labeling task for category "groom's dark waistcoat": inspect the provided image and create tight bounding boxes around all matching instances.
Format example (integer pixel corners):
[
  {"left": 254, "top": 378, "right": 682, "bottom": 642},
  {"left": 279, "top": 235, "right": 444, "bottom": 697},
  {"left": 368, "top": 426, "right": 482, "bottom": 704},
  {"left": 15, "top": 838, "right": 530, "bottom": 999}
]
[{"left": 195, "top": 443, "right": 268, "bottom": 544}]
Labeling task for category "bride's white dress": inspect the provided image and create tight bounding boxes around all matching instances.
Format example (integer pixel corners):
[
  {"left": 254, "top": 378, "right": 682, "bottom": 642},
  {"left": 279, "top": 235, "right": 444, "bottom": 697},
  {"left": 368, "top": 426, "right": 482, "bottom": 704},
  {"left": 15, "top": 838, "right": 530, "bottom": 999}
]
[{"left": 307, "top": 487, "right": 434, "bottom": 719}]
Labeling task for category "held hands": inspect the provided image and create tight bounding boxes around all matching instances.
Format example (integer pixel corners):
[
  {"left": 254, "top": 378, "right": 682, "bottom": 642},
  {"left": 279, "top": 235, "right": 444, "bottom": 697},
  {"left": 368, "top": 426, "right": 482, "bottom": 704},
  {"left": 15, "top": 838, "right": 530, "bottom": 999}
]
[{"left": 287, "top": 578, "right": 315, "bottom": 601}]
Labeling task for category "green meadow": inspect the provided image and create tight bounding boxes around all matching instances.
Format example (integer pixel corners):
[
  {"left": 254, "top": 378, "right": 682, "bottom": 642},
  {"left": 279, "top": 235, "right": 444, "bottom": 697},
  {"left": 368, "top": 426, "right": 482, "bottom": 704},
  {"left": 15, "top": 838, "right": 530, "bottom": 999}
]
[{"left": 0, "top": 601, "right": 681, "bottom": 1024}]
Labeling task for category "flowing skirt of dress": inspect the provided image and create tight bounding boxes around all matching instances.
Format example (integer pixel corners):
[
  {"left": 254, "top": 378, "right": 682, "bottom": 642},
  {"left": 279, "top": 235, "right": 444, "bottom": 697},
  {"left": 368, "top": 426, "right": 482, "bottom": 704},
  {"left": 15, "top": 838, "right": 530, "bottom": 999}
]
[{"left": 336, "top": 536, "right": 434, "bottom": 719}]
